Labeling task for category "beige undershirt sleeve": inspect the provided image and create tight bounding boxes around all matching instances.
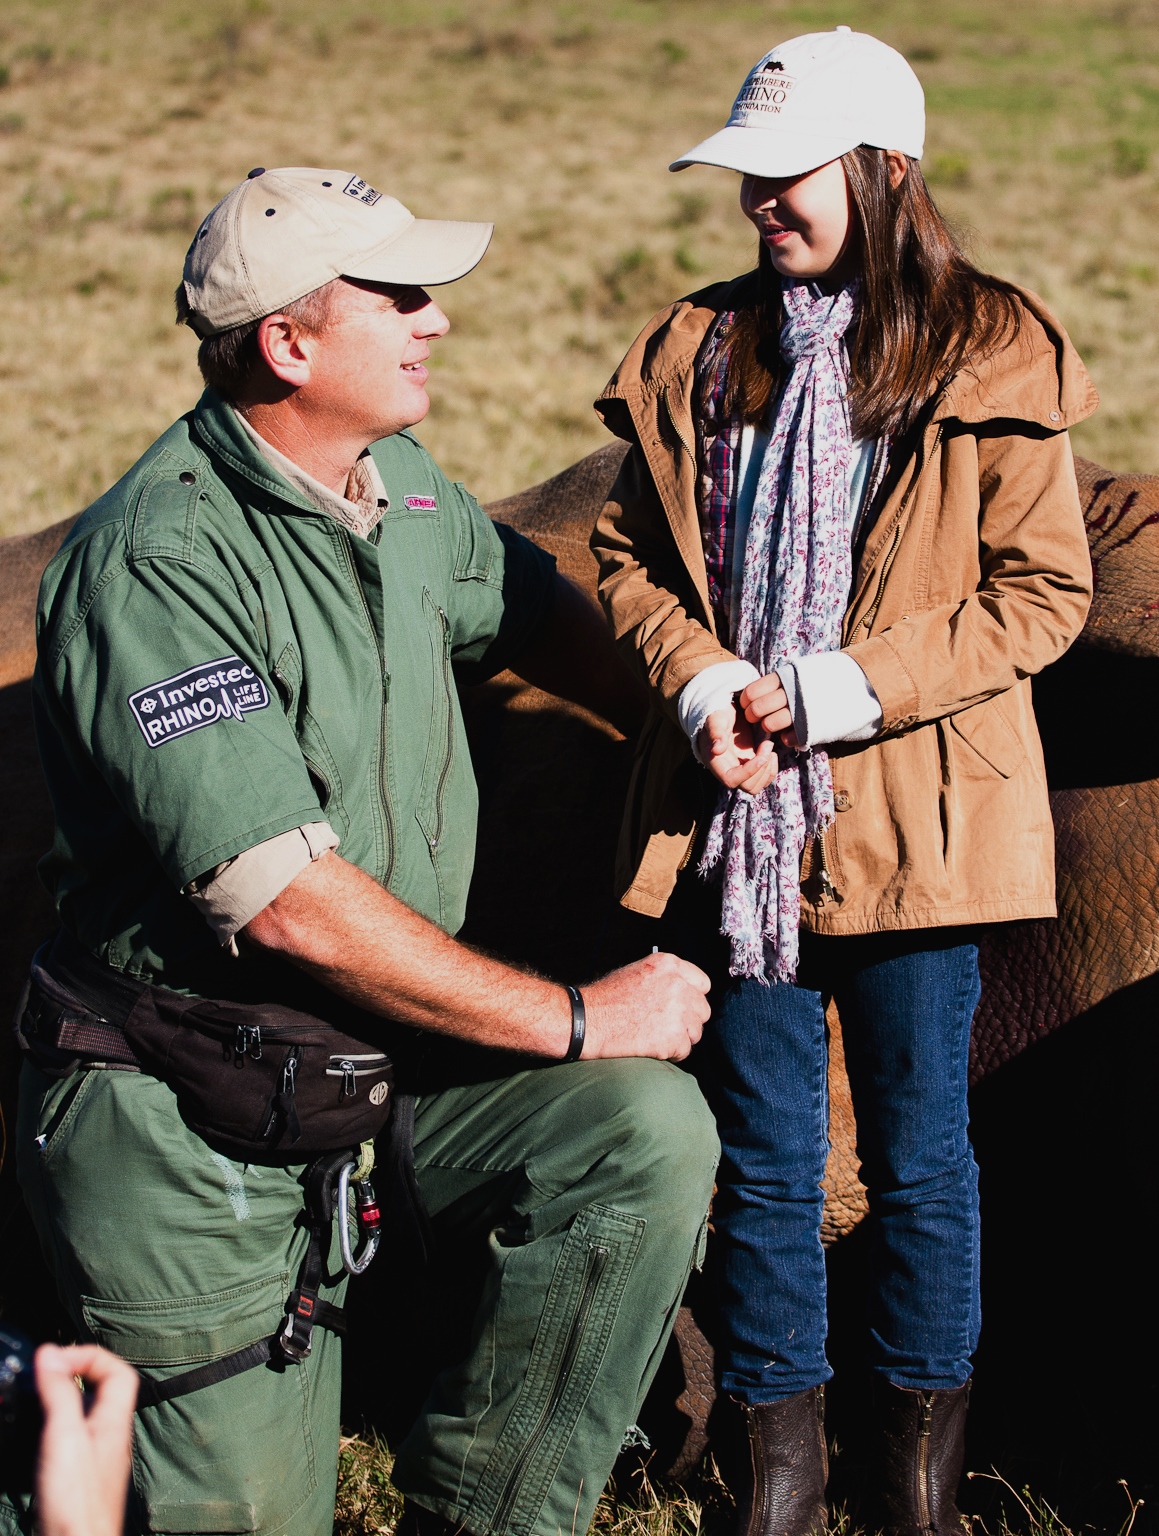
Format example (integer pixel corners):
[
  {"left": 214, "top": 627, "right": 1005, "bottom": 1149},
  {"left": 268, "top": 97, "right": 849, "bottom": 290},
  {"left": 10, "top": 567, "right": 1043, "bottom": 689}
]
[{"left": 184, "top": 821, "right": 340, "bottom": 948}]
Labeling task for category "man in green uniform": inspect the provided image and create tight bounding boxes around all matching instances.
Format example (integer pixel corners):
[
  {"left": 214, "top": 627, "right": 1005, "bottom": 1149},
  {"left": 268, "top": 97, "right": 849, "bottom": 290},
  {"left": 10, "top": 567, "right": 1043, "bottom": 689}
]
[{"left": 15, "top": 168, "right": 718, "bottom": 1536}]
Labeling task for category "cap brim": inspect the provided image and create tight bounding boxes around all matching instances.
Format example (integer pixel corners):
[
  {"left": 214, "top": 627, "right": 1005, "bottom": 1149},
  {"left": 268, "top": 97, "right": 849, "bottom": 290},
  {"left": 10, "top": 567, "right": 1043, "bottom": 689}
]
[
  {"left": 342, "top": 218, "right": 494, "bottom": 287},
  {"left": 670, "top": 125, "right": 860, "bottom": 178}
]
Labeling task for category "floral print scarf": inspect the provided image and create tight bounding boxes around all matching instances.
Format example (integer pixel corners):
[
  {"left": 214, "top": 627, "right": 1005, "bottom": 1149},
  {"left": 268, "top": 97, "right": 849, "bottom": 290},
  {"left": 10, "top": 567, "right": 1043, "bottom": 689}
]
[{"left": 699, "top": 278, "right": 860, "bottom": 983}]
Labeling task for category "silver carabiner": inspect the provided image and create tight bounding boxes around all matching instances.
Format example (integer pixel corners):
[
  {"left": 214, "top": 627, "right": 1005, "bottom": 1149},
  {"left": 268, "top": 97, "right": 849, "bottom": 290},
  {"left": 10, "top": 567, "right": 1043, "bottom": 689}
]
[{"left": 337, "top": 1159, "right": 380, "bottom": 1276}]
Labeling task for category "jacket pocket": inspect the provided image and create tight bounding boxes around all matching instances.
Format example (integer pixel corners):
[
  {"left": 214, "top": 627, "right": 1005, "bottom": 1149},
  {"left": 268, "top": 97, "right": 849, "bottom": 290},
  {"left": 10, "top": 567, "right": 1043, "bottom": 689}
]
[
  {"left": 274, "top": 640, "right": 351, "bottom": 841},
  {"left": 949, "top": 697, "right": 1026, "bottom": 778},
  {"left": 299, "top": 709, "right": 351, "bottom": 843}
]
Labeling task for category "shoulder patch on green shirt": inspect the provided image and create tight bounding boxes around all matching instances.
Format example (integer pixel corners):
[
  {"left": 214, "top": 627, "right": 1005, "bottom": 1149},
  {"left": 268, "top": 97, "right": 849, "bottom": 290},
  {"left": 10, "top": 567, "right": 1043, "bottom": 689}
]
[{"left": 129, "top": 656, "right": 270, "bottom": 747}]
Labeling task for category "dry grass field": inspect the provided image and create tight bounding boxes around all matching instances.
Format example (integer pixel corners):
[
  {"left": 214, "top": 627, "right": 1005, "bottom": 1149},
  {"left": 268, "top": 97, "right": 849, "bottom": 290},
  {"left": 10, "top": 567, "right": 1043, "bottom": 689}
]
[
  {"left": 2, "top": 0, "right": 1159, "bottom": 538},
  {"left": 0, "top": 6, "right": 1155, "bottom": 1533}
]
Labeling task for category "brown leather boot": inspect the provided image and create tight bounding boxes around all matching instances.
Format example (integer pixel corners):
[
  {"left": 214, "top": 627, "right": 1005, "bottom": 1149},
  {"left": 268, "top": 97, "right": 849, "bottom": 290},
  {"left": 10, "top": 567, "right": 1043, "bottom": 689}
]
[
  {"left": 875, "top": 1381, "right": 972, "bottom": 1536},
  {"left": 735, "top": 1387, "right": 829, "bottom": 1536}
]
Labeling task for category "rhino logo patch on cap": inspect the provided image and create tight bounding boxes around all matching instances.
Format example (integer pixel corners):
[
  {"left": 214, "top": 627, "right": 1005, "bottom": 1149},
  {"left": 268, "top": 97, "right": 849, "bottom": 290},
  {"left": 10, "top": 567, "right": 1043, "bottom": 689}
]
[
  {"left": 343, "top": 175, "right": 383, "bottom": 206},
  {"left": 731, "top": 64, "right": 798, "bottom": 124},
  {"left": 129, "top": 656, "right": 269, "bottom": 747}
]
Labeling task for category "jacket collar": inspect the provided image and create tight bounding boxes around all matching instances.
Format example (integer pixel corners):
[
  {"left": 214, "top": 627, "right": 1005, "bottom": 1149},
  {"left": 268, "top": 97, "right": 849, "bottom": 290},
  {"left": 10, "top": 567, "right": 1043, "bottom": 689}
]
[
  {"left": 596, "top": 275, "right": 1099, "bottom": 434},
  {"left": 191, "top": 389, "right": 321, "bottom": 514}
]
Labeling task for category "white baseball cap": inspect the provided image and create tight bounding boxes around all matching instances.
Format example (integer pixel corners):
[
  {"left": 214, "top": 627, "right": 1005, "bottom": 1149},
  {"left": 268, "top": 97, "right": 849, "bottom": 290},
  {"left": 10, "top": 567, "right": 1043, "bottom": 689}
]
[
  {"left": 670, "top": 28, "right": 924, "bottom": 179},
  {"left": 182, "top": 167, "right": 494, "bottom": 336}
]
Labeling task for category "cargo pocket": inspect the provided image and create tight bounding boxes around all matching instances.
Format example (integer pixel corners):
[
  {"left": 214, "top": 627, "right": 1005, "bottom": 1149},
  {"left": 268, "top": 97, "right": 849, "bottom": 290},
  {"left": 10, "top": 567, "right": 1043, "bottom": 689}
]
[
  {"left": 467, "top": 1203, "right": 645, "bottom": 1536},
  {"left": 83, "top": 1273, "right": 330, "bottom": 1534}
]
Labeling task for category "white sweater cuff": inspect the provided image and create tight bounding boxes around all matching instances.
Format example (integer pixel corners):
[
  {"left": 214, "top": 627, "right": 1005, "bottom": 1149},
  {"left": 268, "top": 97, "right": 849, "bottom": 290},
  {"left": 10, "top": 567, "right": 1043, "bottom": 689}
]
[
  {"left": 677, "top": 660, "right": 762, "bottom": 764},
  {"left": 789, "top": 651, "right": 883, "bottom": 747}
]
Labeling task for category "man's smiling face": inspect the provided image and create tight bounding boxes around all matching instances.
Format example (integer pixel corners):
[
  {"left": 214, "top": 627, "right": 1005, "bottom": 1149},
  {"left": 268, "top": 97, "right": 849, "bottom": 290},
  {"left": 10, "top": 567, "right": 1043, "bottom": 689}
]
[{"left": 290, "top": 278, "right": 450, "bottom": 440}]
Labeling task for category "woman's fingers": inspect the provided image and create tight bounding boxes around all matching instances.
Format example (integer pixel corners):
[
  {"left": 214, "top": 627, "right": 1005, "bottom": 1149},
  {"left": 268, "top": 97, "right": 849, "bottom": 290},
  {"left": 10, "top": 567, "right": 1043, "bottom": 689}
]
[
  {"left": 701, "top": 706, "right": 738, "bottom": 757},
  {"left": 708, "top": 738, "right": 777, "bottom": 790},
  {"left": 741, "top": 673, "right": 792, "bottom": 734}
]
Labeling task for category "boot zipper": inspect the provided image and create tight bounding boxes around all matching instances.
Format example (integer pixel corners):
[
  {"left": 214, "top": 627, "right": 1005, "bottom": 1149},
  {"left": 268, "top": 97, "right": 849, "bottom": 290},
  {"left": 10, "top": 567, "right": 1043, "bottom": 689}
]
[
  {"left": 491, "top": 1244, "right": 609, "bottom": 1530},
  {"left": 744, "top": 1404, "right": 766, "bottom": 1536},
  {"left": 916, "top": 1392, "right": 934, "bottom": 1531}
]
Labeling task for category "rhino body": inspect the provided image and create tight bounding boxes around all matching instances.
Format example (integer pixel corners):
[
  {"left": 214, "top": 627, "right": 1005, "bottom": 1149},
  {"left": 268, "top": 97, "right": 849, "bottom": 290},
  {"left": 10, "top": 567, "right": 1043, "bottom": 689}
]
[{"left": 0, "top": 449, "right": 1153, "bottom": 1527}]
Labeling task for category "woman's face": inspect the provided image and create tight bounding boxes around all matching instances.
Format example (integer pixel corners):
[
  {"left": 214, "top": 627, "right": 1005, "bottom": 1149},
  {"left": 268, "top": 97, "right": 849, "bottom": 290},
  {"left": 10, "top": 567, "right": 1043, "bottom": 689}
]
[{"left": 740, "top": 158, "right": 854, "bottom": 281}]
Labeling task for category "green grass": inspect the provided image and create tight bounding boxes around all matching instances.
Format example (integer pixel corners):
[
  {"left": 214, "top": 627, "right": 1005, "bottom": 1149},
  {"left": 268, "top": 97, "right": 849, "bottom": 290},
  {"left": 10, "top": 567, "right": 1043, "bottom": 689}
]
[{"left": 3, "top": 0, "right": 1159, "bottom": 535}]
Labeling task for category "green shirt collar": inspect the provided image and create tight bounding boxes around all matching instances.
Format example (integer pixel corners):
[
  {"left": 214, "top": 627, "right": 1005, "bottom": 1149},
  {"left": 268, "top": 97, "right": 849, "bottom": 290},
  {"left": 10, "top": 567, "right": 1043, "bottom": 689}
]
[{"left": 191, "top": 389, "right": 320, "bottom": 515}]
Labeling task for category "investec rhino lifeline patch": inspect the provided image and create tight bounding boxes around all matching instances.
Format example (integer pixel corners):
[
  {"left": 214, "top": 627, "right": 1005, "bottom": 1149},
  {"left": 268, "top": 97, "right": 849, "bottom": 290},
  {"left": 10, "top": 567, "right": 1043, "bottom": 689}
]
[
  {"left": 730, "top": 62, "right": 798, "bottom": 125},
  {"left": 129, "top": 656, "right": 270, "bottom": 747}
]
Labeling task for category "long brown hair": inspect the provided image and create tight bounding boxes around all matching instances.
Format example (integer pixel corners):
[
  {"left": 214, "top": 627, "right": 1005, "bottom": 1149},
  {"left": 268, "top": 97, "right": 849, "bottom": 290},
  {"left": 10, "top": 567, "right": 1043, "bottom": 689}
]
[{"left": 716, "top": 146, "right": 1022, "bottom": 440}]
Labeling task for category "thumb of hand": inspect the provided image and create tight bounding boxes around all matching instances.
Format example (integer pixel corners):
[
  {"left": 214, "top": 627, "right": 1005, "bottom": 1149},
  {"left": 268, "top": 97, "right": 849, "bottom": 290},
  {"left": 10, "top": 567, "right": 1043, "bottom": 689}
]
[{"left": 34, "top": 1346, "right": 85, "bottom": 1429}]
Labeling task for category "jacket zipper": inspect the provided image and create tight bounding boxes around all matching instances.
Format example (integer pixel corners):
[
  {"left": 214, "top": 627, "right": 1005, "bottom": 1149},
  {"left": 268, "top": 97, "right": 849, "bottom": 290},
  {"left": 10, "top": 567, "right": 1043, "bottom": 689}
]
[
  {"left": 429, "top": 608, "right": 455, "bottom": 855},
  {"left": 666, "top": 388, "right": 696, "bottom": 465},
  {"left": 815, "top": 832, "right": 838, "bottom": 903},
  {"left": 916, "top": 1392, "right": 933, "bottom": 1529},
  {"left": 859, "top": 523, "right": 902, "bottom": 640},
  {"left": 491, "top": 1244, "right": 609, "bottom": 1530},
  {"left": 336, "top": 527, "right": 396, "bottom": 885}
]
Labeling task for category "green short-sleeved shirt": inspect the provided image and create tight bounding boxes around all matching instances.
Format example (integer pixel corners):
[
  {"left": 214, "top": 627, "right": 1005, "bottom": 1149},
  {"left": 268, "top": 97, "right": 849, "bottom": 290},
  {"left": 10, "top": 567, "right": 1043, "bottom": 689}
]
[{"left": 33, "top": 391, "right": 555, "bottom": 991}]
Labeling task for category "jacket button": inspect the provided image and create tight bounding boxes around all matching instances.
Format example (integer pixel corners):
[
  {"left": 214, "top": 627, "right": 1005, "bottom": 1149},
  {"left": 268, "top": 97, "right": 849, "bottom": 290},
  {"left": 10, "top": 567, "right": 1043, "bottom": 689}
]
[
  {"left": 179, "top": 471, "right": 195, "bottom": 485},
  {"left": 834, "top": 791, "right": 853, "bottom": 811},
  {"left": 1049, "top": 410, "right": 1060, "bottom": 422}
]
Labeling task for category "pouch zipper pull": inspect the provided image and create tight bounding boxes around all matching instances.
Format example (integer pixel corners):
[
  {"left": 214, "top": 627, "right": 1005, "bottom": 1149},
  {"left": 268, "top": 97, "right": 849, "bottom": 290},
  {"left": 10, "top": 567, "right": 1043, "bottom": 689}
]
[
  {"left": 339, "top": 1060, "right": 357, "bottom": 1099},
  {"left": 235, "top": 1023, "right": 262, "bottom": 1061},
  {"left": 281, "top": 1048, "right": 300, "bottom": 1095}
]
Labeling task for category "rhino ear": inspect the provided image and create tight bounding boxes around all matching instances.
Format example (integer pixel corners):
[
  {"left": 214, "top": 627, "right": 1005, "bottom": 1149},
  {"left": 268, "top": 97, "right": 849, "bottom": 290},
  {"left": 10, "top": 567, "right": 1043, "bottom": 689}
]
[{"left": 1076, "top": 458, "right": 1159, "bottom": 660}]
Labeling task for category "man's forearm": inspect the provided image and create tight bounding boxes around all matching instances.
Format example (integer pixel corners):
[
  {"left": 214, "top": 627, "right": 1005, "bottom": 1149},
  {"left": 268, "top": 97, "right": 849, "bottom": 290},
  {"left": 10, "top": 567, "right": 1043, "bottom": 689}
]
[{"left": 243, "top": 852, "right": 572, "bottom": 1055}]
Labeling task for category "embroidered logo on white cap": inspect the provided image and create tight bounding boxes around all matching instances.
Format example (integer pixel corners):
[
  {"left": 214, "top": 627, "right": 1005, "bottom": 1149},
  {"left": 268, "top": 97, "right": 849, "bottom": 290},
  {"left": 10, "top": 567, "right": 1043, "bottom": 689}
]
[{"left": 730, "top": 59, "right": 798, "bottom": 125}]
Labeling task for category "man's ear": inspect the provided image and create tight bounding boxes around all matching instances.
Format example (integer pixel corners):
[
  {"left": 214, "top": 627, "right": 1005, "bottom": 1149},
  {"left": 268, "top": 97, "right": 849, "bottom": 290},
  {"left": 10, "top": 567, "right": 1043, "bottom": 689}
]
[
  {"left": 255, "top": 314, "right": 313, "bottom": 388},
  {"left": 885, "top": 149, "right": 909, "bottom": 191}
]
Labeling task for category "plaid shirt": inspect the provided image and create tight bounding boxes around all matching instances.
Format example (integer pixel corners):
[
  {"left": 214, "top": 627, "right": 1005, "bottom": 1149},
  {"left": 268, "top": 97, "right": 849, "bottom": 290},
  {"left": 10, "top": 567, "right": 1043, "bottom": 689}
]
[{"left": 696, "top": 313, "right": 743, "bottom": 637}]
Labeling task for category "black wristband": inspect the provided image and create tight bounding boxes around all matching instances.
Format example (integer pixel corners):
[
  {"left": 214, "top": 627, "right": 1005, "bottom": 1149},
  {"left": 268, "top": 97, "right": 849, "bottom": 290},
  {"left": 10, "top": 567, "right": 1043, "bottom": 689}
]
[{"left": 563, "top": 985, "right": 586, "bottom": 1063}]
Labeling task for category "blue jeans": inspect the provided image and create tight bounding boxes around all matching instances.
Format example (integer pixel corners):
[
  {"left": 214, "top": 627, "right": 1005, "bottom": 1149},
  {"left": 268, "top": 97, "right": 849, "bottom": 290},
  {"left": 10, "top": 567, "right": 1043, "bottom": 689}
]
[{"left": 703, "top": 927, "right": 982, "bottom": 1403}]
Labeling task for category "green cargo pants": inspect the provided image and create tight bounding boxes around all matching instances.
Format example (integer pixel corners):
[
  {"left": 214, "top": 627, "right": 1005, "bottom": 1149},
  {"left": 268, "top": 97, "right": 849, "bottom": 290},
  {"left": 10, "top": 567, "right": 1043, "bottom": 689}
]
[{"left": 15, "top": 1053, "right": 718, "bottom": 1536}]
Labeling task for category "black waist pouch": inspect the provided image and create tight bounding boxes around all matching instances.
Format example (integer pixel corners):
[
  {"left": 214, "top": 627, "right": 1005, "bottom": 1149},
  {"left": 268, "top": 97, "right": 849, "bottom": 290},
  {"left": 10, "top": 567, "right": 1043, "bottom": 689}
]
[{"left": 18, "top": 933, "right": 394, "bottom": 1164}]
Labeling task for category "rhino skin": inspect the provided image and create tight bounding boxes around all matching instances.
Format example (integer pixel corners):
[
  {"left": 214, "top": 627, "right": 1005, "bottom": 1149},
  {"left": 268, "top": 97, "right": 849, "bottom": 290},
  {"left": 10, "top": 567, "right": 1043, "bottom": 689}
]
[{"left": 0, "top": 449, "right": 1154, "bottom": 1526}]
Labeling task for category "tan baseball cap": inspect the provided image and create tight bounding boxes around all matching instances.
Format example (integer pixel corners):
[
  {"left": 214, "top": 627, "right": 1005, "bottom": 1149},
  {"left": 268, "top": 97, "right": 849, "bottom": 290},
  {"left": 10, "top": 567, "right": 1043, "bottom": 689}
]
[{"left": 181, "top": 167, "right": 494, "bottom": 336}]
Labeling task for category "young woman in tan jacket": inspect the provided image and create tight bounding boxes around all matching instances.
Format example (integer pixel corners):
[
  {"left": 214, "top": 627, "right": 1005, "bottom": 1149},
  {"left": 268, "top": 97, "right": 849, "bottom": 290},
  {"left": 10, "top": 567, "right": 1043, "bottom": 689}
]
[{"left": 590, "top": 29, "right": 1097, "bottom": 1536}]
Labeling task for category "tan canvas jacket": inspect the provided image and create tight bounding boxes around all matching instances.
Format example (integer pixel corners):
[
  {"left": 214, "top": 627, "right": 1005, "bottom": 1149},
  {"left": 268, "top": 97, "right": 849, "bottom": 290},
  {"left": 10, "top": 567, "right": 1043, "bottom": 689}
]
[{"left": 591, "top": 275, "right": 1099, "bottom": 932}]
